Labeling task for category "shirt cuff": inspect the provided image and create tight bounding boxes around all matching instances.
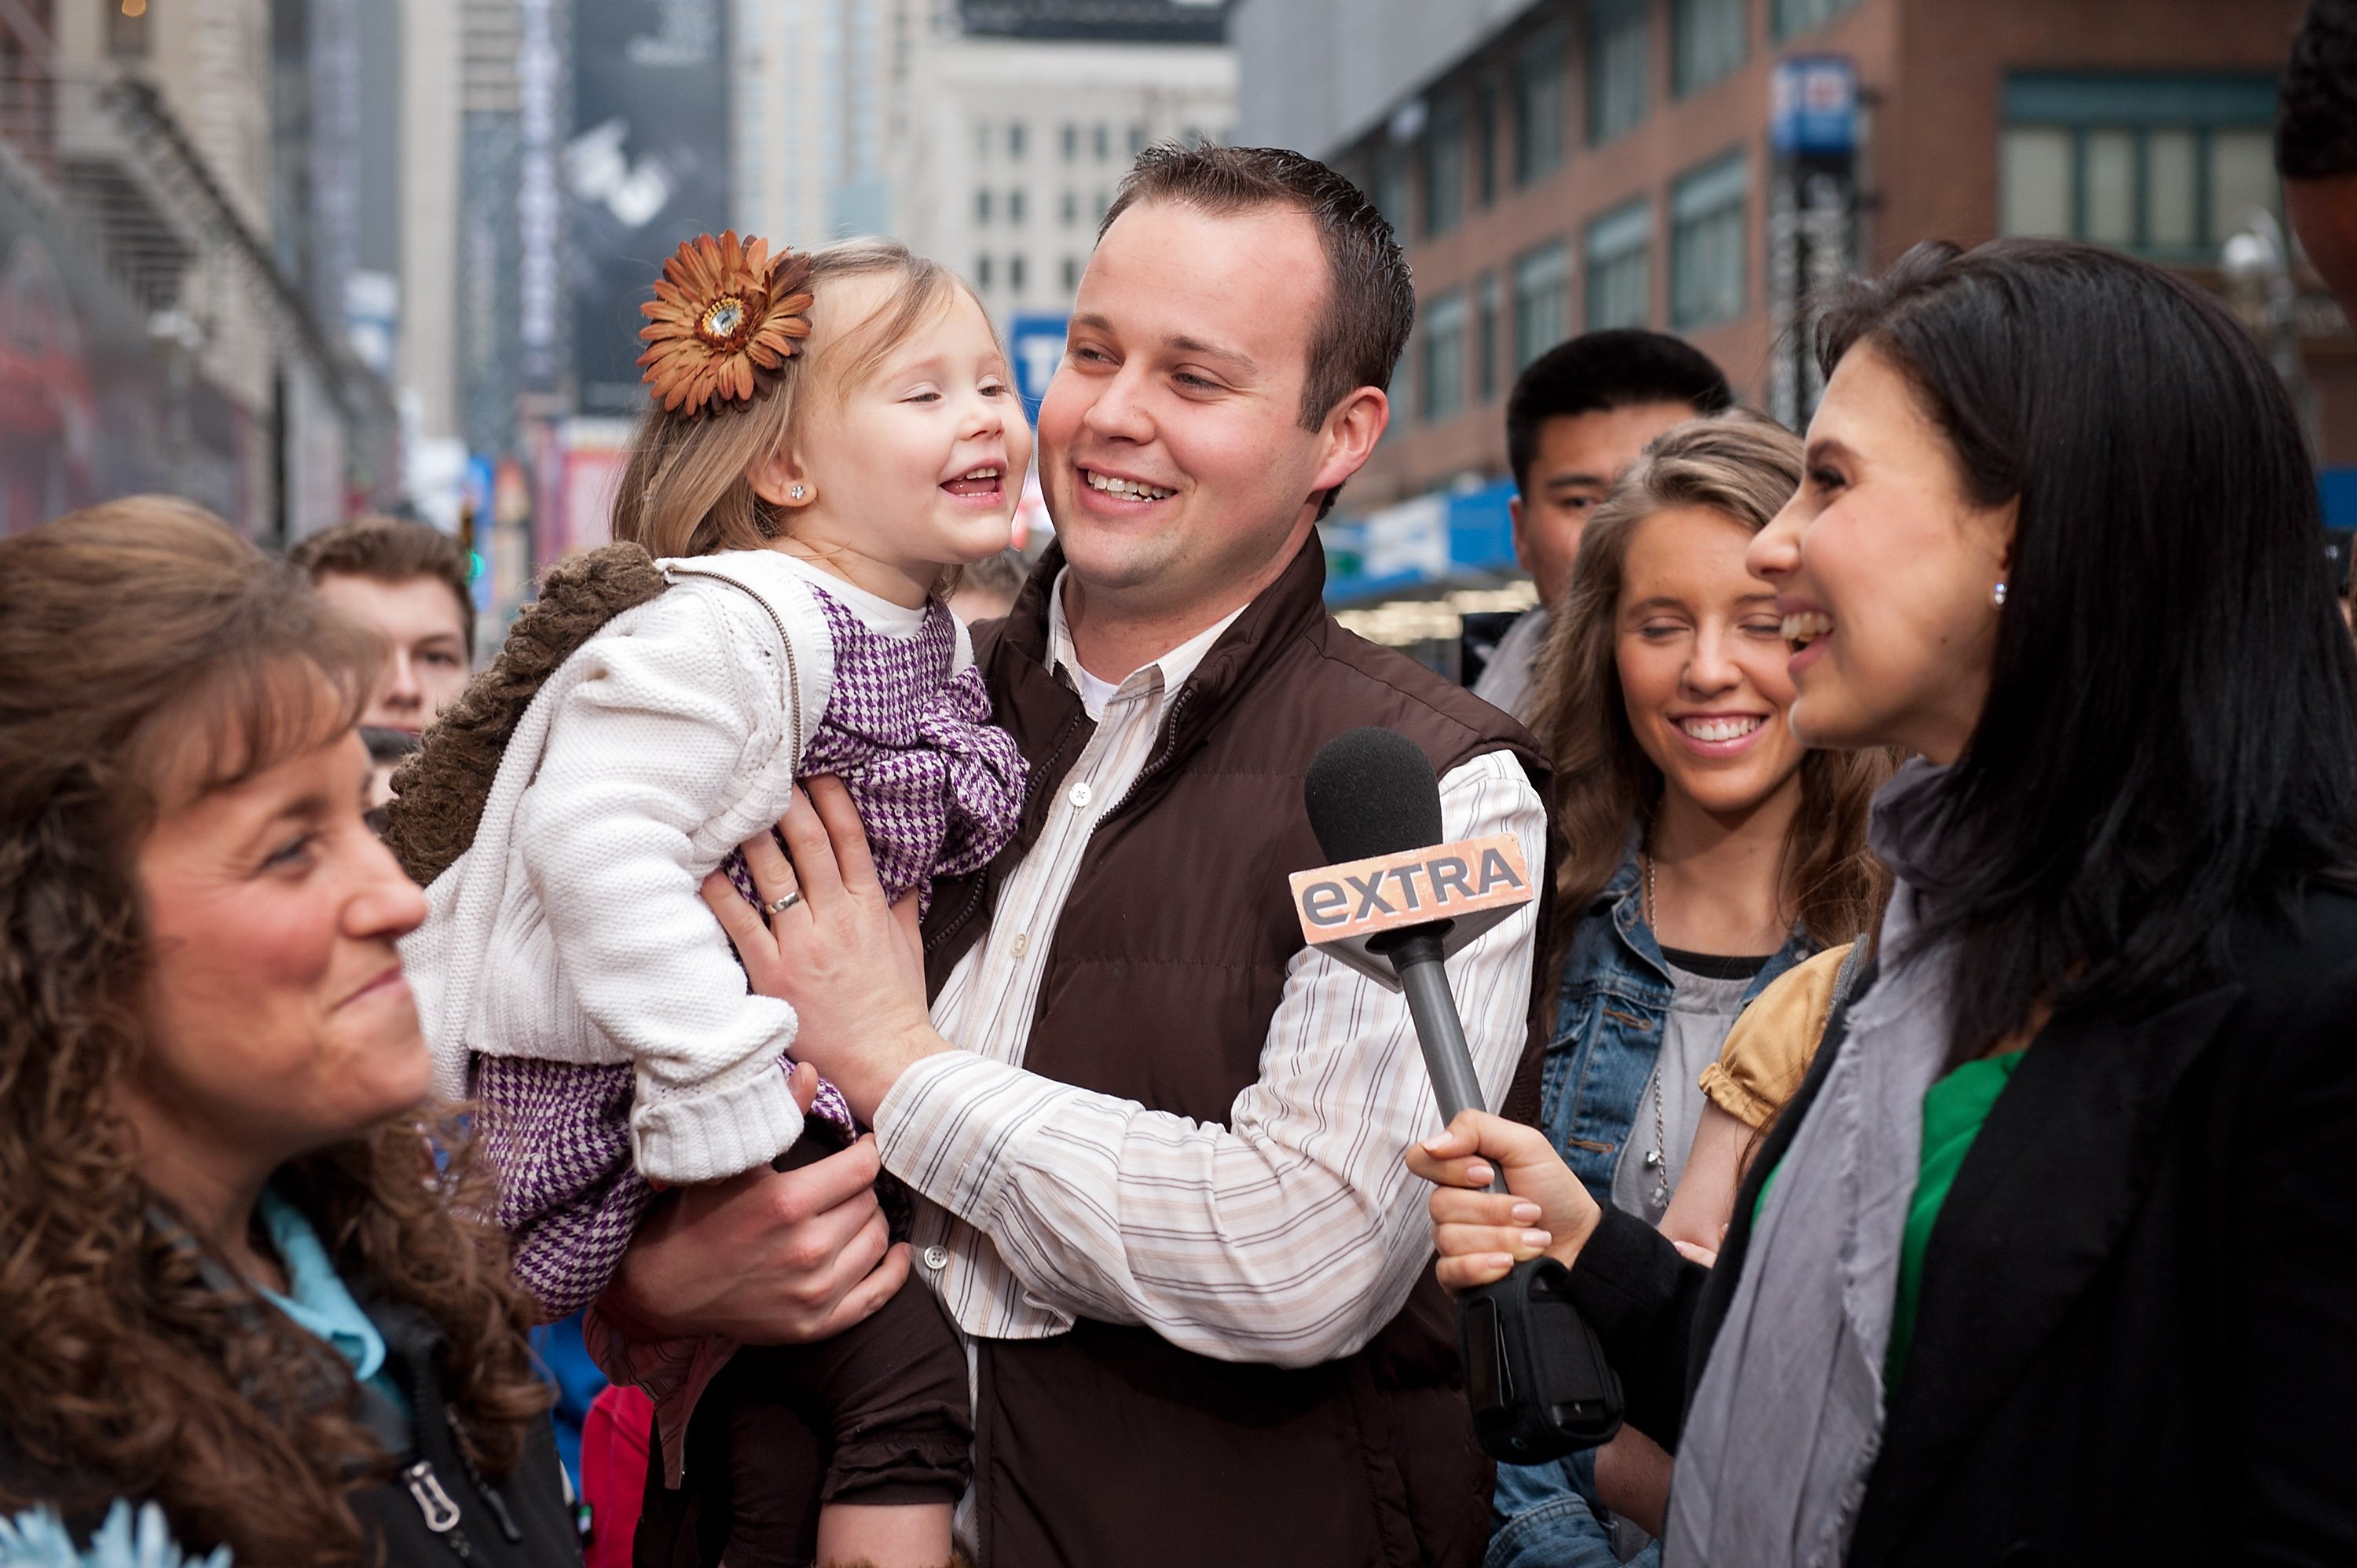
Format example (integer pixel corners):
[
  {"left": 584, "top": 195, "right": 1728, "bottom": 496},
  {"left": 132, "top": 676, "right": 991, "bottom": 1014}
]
[{"left": 874, "top": 1050, "right": 1079, "bottom": 1220}]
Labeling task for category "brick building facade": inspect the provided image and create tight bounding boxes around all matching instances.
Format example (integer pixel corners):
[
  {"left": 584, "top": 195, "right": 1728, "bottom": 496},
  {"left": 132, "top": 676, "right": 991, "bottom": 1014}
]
[{"left": 1237, "top": 0, "right": 2348, "bottom": 516}]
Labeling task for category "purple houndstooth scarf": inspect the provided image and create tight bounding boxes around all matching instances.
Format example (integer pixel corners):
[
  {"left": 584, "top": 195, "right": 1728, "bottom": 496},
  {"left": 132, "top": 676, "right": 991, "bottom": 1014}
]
[{"left": 711, "top": 589, "right": 1021, "bottom": 1135}]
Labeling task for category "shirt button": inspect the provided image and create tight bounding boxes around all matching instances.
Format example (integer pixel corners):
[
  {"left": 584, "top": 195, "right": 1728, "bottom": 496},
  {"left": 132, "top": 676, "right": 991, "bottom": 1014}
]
[
  {"left": 1010, "top": 932, "right": 1029, "bottom": 958},
  {"left": 1068, "top": 780, "right": 1094, "bottom": 808},
  {"left": 922, "top": 1244, "right": 951, "bottom": 1271}
]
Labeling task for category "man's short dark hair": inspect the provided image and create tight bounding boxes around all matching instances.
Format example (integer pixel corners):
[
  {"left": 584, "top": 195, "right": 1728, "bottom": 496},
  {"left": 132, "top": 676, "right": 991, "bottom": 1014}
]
[
  {"left": 288, "top": 515, "right": 477, "bottom": 654},
  {"left": 1101, "top": 145, "right": 1416, "bottom": 438},
  {"left": 1505, "top": 330, "right": 1734, "bottom": 493},
  {"left": 2279, "top": 1, "right": 2357, "bottom": 181}
]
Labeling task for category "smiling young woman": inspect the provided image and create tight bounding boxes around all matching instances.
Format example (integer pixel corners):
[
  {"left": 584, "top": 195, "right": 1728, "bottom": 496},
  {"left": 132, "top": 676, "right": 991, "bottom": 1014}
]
[
  {"left": 1418, "top": 239, "right": 2357, "bottom": 1568},
  {"left": 1488, "top": 412, "right": 1893, "bottom": 1566}
]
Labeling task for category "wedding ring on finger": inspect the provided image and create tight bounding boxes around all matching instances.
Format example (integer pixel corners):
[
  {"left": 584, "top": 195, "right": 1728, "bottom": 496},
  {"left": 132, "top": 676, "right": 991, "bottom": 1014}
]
[{"left": 763, "top": 889, "right": 804, "bottom": 916}]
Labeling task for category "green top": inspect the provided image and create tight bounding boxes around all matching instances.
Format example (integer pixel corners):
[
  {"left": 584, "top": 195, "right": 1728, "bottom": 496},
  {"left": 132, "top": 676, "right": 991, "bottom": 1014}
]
[
  {"left": 1884, "top": 1050, "right": 2024, "bottom": 1385},
  {"left": 1747, "top": 1050, "right": 2025, "bottom": 1389}
]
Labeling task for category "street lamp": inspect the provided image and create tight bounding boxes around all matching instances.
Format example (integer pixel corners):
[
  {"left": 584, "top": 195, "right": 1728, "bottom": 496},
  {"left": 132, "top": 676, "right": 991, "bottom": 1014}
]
[{"left": 2220, "top": 208, "right": 2319, "bottom": 454}]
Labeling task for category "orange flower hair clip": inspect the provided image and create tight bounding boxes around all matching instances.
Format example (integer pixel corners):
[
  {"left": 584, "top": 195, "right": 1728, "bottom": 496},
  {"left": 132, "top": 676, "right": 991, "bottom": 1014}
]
[{"left": 636, "top": 230, "right": 815, "bottom": 416}]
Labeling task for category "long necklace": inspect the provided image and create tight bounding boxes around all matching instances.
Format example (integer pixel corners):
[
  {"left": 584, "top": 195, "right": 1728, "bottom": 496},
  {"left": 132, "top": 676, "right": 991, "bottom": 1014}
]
[{"left": 1640, "top": 851, "right": 1671, "bottom": 1210}]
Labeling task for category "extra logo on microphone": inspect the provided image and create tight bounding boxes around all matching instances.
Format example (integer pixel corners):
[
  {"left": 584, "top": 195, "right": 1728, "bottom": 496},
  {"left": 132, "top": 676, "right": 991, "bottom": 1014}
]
[{"left": 1288, "top": 835, "right": 1537, "bottom": 989}]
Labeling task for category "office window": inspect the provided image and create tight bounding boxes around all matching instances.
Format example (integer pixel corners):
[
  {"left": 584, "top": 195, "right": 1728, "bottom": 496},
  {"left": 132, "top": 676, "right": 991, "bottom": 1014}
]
[
  {"left": 1670, "top": 150, "right": 1747, "bottom": 328},
  {"left": 1476, "top": 273, "right": 1501, "bottom": 402},
  {"left": 1061, "top": 189, "right": 1078, "bottom": 226},
  {"left": 1512, "top": 240, "right": 1571, "bottom": 371},
  {"left": 1424, "top": 98, "right": 1466, "bottom": 238},
  {"left": 975, "top": 120, "right": 990, "bottom": 158},
  {"left": 977, "top": 255, "right": 993, "bottom": 289},
  {"left": 1588, "top": 0, "right": 1648, "bottom": 145},
  {"left": 1062, "top": 256, "right": 1080, "bottom": 291},
  {"left": 1420, "top": 291, "right": 1468, "bottom": 423},
  {"left": 1129, "top": 123, "right": 1148, "bottom": 156},
  {"left": 976, "top": 189, "right": 992, "bottom": 224},
  {"left": 1010, "top": 255, "right": 1027, "bottom": 293},
  {"left": 1475, "top": 79, "right": 1500, "bottom": 207},
  {"left": 1513, "top": 24, "right": 1568, "bottom": 185},
  {"left": 1998, "top": 73, "right": 2281, "bottom": 258},
  {"left": 1673, "top": 0, "right": 1745, "bottom": 97},
  {"left": 1094, "top": 123, "right": 1110, "bottom": 159},
  {"left": 1009, "top": 122, "right": 1027, "bottom": 159},
  {"left": 1585, "top": 199, "right": 1651, "bottom": 330},
  {"left": 1773, "top": 0, "right": 1859, "bottom": 40},
  {"left": 1372, "top": 145, "right": 1411, "bottom": 240},
  {"left": 1061, "top": 123, "right": 1079, "bottom": 160},
  {"left": 1009, "top": 189, "right": 1026, "bottom": 227}
]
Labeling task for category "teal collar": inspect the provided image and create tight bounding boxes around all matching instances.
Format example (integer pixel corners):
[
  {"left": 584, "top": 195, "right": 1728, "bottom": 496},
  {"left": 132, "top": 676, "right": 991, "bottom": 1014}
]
[{"left": 255, "top": 1188, "right": 387, "bottom": 1387}]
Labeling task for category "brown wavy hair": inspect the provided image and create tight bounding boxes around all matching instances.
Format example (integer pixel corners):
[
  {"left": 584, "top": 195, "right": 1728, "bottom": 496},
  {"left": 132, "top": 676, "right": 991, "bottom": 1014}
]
[
  {"left": 0, "top": 499, "right": 551, "bottom": 1565},
  {"left": 1530, "top": 412, "right": 1896, "bottom": 957}
]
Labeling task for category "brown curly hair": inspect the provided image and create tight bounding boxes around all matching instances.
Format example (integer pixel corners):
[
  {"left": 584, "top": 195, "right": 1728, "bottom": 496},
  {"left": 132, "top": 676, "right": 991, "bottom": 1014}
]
[
  {"left": 1530, "top": 412, "right": 1897, "bottom": 956},
  {"left": 0, "top": 498, "right": 552, "bottom": 1565}
]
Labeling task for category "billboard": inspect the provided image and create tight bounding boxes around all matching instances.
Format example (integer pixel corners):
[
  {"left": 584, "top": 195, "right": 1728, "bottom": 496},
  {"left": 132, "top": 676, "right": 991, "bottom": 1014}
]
[
  {"left": 1766, "top": 56, "right": 1859, "bottom": 430},
  {"left": 569, "top": 0, "right": 733, "bottom": 416}
]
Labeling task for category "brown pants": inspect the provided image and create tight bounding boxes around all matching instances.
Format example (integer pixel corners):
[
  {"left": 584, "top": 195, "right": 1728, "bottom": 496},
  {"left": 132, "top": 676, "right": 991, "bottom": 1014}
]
[
  {"left": 632, "top": 1274, "right": 970, "bottom": 1567},
  {"left": 633, "top": 1138, "right": 970, "bottom": 1568}
]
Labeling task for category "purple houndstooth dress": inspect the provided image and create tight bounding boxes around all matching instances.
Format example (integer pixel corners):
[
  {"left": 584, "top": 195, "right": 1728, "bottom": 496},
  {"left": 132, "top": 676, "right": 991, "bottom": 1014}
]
[{"left": 474, "top": 586, "right": 1024, "bottom": 1318}]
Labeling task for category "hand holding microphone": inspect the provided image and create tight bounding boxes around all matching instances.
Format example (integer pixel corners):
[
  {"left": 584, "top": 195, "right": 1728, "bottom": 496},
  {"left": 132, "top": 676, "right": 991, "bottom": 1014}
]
[{"left": 1298, "top": 728, "right": 1623, "bottom": 1462}]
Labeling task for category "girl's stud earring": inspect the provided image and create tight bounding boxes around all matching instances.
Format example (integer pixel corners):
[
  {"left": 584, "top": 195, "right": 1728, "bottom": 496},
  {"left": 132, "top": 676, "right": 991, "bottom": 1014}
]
[
  {"left": 789, "top": 485, "right": 807, "bottom": 501},
  {"left": 1991, "top": 581, "right": 2008, "bottom": 608}
]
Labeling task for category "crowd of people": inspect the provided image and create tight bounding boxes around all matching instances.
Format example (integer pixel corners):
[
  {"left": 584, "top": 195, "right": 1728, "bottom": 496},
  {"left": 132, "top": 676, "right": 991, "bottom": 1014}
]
[{"left": 4, "top": 7, "right": 2357, "bottom": 1567}]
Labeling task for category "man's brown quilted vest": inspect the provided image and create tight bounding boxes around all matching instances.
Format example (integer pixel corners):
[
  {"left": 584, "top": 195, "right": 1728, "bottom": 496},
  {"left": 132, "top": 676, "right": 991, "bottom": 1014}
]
[{"left": 920, "top": 535, "right": 1557, "bottom": 1568}]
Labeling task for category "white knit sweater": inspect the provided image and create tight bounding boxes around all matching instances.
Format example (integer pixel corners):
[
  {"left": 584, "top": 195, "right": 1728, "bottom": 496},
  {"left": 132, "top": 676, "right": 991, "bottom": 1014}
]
[{"left": 401, "top": 548, "right": 969, "bottom": 1186}]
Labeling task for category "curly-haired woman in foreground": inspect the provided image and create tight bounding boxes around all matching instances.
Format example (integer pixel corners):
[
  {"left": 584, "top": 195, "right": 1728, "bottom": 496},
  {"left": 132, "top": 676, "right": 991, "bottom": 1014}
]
[{"left": 0, "top": 497, "right": 576, "bottom": 1566}]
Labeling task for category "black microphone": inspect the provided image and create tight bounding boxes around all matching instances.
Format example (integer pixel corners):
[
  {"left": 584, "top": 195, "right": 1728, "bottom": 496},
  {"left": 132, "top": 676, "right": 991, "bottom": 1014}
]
[
  {"left": 1303, "top": 727, "right": 1623, "bottom": 1461},
  {"left": 1303, "top": 728, "right": 1494, "bottom": 1130}
]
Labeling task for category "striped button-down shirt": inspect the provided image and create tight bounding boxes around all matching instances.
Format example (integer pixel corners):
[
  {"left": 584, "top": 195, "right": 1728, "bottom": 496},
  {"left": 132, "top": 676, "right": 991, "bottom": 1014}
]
[{"left": 875, "top": 573, "right": 1547, "bottom": 1368}]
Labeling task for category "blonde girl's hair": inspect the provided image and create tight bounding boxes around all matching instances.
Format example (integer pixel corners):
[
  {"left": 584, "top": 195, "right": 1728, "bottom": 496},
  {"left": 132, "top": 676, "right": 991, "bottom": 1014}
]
[
  {"left": 611, "top": 237, "right": 980, "bottom": 560},
  {"left": 1529, "top": 409, "right": 1897, "bottom": 958}
]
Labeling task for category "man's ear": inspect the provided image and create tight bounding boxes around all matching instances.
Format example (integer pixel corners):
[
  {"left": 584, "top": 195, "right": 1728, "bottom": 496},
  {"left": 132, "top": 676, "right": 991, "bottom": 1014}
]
[
  {"left": 749, "top": 446, "right": 818, "bottom": 510},
  {"left": 1508, "top": 493, "right": 1534, "bottom": 577},
  {"left": 1306, "top": 386, "right": 1389, "bottom": 500}
]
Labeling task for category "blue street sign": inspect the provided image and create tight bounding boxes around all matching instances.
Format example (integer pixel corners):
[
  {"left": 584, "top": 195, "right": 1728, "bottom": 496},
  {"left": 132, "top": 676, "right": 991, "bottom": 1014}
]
[
  {"left": 1771, "top": 56, "right": 1857, "bottom": 156},
  {"left": 1009, "top": 313, "right": 1069, "bottom": 423}
]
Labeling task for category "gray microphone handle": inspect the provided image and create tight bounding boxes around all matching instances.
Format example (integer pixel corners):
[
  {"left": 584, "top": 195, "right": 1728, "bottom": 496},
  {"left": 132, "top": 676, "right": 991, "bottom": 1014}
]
[{"left": 1385, "top": 929, "right": 1508, "bottom": 1194}]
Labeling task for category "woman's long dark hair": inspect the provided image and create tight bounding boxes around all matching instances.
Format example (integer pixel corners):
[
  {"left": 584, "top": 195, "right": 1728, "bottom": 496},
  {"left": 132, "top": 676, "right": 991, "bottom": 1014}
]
[{"left": 1818, "top": 240, "right": 2357, "bottom": 1061}]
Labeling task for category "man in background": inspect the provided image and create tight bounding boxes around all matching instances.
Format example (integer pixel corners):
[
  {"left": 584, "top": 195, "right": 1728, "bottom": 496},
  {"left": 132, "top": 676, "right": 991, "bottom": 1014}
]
[
  {"left": 289, "top": 515, "right": 477, "bottom": 732},
  {"left": 1471, "top": 331, "right": 1732, "bottom": 722},
  {"left": 2281, "top": 0, "right": 2357, "bottom": 316}
]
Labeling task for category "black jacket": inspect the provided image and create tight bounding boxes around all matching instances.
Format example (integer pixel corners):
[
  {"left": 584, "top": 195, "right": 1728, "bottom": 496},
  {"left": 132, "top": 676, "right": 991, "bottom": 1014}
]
[
  {"left": 0, "top": 1294, "right": 581, "bottom": 1568},
  {"left": 1565, "top": 882, "right": 2357, "bottom": 1566}
]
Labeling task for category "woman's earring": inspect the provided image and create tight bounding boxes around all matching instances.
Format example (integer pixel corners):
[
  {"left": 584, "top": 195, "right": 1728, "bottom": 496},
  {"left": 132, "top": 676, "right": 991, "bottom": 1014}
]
[
  {"left": 788, "top": 485, "right": 807, "bottom": 502},
  {"left": 1991, "top": 581, "right": 2008, "bottom": 608}
]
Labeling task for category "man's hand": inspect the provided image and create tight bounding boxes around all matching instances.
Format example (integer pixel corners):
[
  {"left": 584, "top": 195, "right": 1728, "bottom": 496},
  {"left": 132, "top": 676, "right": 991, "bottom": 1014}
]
[
  {"left": 1406, "top": 1109, "right": 1604, "bottom": 1294},
  {"left": 599, "top": 1131, "right": 911, "bottom": 1344},
  {"left": 700, "top": 777, "right": 949, "bottom": 1123}
]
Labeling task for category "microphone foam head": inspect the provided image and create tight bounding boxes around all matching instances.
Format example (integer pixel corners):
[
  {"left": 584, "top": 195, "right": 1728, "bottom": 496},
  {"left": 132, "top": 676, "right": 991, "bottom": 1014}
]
[{"left": 1304, "top": 727, "right": 1444, "bottom": 865}]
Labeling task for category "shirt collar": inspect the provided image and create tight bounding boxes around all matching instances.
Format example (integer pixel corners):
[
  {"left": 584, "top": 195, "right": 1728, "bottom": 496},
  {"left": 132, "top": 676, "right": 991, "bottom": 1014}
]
[
  {"left": 1047, "top": 567, "right": 1248, "bottom": 722},
  {"left": 256, "top": 1187, "right": 387, "bottom": 1386}
]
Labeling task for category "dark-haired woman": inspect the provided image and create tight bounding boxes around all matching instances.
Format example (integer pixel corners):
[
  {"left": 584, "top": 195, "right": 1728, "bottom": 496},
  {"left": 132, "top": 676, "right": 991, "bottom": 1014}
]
[
  {"left": 0, "top": 499, "right": 579, "bottom": 1566},
  {"left": 1491, "top": 412, "right": 1890, "bottom": 1568},
  {"left": 1415, "top": 237, "right": 2357, "bottom": 1567}
]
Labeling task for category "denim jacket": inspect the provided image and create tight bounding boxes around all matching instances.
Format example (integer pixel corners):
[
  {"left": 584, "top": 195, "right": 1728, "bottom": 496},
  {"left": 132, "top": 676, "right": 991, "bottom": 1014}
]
[{"left": 1489, "top": 844, "right": 1810, "bottom": 1568}]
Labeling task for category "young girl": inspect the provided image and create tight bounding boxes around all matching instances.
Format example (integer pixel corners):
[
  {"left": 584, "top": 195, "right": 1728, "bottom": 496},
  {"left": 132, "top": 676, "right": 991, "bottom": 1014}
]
[{"left": 392, "top": 233, "right": 1029, "bottom": 1568}]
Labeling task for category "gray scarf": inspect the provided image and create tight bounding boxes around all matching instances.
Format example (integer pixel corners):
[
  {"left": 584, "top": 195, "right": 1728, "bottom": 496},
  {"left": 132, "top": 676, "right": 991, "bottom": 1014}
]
[{"left": 1664, "top": 760, "right": 1956, "bottom": 1568}]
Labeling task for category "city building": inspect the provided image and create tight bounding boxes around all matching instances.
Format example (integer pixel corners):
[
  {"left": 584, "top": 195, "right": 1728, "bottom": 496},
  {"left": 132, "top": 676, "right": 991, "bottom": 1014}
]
[
  {"left": 0, "top": 0, "right": 397, "bottom": 540},
  {"left": 888, "top": 0, "right": 1236, "bottom": 337},
  {"left": 1233, "top": 0, "right": 2348, "bottom": 576}
]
